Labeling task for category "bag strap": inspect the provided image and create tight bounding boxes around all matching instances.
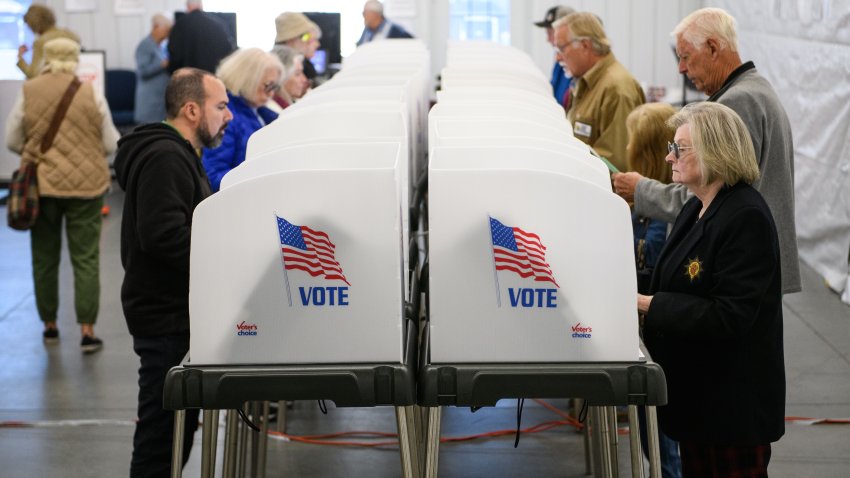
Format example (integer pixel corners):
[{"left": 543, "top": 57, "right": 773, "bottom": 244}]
[{"left": 40, "top": 77, "right": 82, "bottom": 154}]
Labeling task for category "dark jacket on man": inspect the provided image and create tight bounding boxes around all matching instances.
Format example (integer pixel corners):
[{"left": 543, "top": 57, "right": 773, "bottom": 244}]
[
  {"left": 167, "top": 10, "right": 235, "bottom": 74},
  {"left": 114, "top": 123, "right": 212, "bottom": 337}
]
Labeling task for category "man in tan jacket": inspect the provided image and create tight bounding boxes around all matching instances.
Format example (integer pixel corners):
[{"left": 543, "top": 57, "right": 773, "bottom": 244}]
[
  {"left": 554, "top": 12, "right": 645, "bottom": 172},
  {"left": 5, "top": 37, "right": 120, "bottom": 352}
]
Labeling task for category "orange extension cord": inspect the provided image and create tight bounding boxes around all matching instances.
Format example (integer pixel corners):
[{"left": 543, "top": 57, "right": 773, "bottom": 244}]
[{"left": 0, "top": 403, "right": 847, "bottom": 449}]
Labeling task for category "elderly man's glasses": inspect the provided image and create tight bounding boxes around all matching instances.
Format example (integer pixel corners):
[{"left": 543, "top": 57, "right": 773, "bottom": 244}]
[
  {"left": 263, "top": 81, "right": 281, "bottom": 94},
  {"left": 667, "top": 142, "right": 694, "bottom": 159},
  {"left": 554, "top": 37, "right": 584, "bottom": 53}
]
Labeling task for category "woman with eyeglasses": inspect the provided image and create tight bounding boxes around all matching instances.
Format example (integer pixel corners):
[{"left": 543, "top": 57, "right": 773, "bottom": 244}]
[
  {"left": 638, "top": 102, "right": 785, "bottom": 477},
  {"left": 268, "top": 45, "right": 310, "bottom": 112},
  {"left": 201, "top": 48, "right": 284, "bottom": 192}
]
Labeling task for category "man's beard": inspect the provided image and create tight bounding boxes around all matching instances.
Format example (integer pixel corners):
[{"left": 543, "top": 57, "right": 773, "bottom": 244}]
[{"left": 197, "top": 115, "right": 227, "bottom": 149}]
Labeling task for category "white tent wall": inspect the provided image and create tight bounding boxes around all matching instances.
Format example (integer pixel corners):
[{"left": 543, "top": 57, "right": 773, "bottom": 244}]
[{"left": 707, "top": 0, "right": 850, "bottom": 302}]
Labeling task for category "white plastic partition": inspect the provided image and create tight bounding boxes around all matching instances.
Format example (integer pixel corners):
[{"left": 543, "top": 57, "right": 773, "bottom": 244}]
[
  {"left": 429, "top": 117, "right": 589, "bottom": 157},
  {"left": 425, "top": 40, "right": 638, "bottom": 363},
  {"left": 427, "top": 167, "right": 637, "bottom": 363},
  {"left": 189, "top": 155, "right": 404, "bottom": 365},
  {"left": 430, "top": 146, "right": 610, "bottom": 192}
]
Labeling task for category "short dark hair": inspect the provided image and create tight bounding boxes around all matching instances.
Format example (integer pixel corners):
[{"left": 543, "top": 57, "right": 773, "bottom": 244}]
[{"left": 165, "top": 68, "right": 213, "bottom": 119}]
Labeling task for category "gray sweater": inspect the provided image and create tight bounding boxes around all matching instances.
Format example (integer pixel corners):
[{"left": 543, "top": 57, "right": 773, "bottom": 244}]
[{"left": 634, "top": 63, "right": 801, "bottom": 294}]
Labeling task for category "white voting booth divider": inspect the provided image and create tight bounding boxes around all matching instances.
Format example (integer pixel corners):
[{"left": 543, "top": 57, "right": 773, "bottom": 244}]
[
  {"left": 187, "top": 41, "right": 430, "bottom": 366},
  {"left": 427, "top": 42, "right": 639, "bottom": 363},
  {"left": 170, "top": 40, "right": 664, "bottom": 478}
]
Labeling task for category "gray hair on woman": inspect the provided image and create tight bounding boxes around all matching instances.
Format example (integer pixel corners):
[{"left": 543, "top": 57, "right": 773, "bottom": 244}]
[
  {"left": 271, "top": 44, "right": 304, "bottom": 83},
  {"left": 216, "top": 48, "right": 285, "bottom": 104},
  {"left": 668, "top": 101, "right": 759, "bottom": 187}
]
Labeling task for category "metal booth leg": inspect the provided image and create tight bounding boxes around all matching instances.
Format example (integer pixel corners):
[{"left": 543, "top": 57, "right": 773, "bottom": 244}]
[
  {"left": 395, "top": 405, "right": 421, "bottom": 478},
  {"left": 257, "top": 401, "right": 269, "bottom": 478},
  {"left": 171, "top": 409, "right": 186, "bottom": 478},
  {"left": 627, "top": 405, "right": 645, "bottom": 478},
  {"left": 201, "top": 409, "right": 220, "bottom": 478},
  {"left": 237, "top": 403, "right": 249, "bottom": 477},
  {"left": 276, "top": 400, "right": 287, "bottom": 433},
  {"left": 606, "top": 406, "right": 620, "bottom": 475},
  {"left": 589, "top": 406, "right": 614, "bottom": 478},
  {"left": 645, "top": 406, "right": 662, "bottom": 478},
  {"left": 223, "top": 410, "right": 239, "bottom": 478},
  {"left": 424, "top": 406, "right": 442, "bottom": 478}
]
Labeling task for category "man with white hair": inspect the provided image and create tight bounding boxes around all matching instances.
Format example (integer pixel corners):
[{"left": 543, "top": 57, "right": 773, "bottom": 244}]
[
  {"left": 356, "top": 0, "right": 413, "bottom": 46},
  {"left": 612, "top": 7, "right": 801, "bottom": 294},
  {"left": 134, "top": 13, "right": 172, "bottom": 123},
  {"left": 167, "top": 0, "right": 235, "bottom": 73}
]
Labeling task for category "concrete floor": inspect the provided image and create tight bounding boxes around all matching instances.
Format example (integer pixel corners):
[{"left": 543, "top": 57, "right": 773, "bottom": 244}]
[{"left": 1, "top": 185, "right": 849, "bottom": 477}]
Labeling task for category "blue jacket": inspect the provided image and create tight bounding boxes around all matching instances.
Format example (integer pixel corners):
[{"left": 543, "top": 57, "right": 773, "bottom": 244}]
[
  {"left": 632, "top": 212, "right": 667, "bottom": 294},
  {"left": 134, "top": 35, "right": 169, "bottom": 123},
  {"left": 550, "top": 62, "right": 572, "bottom": 108},
  {"left": 202, "top": 92, "right": 278, "bottom": 192}
]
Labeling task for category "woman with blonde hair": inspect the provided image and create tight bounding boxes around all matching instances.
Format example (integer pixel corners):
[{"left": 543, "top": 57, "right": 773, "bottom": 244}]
[
  {"left": 626, "top": 102, "right": 677, "bottom": 292},
  {"left": 626, "top": 102, "right": 683, "bottom": 478},
  {"left": 201, "top": 48, "right": 285, "bottom": 191},
  {"left": 17, "top": 5, "right": 80, "bottom": 79}
]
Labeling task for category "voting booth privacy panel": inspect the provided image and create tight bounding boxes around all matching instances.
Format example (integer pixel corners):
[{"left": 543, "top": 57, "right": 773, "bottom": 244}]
[
  {"left": 188, "top": 41, "right": 430, "bottom": 365},
  {"left": 428, "top": 42, "right": 639, "bottom": 363}
]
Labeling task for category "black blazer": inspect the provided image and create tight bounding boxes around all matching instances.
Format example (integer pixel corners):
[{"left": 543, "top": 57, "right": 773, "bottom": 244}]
[{"left": 644, "top": 182, "right": 785, "bottom": 445}]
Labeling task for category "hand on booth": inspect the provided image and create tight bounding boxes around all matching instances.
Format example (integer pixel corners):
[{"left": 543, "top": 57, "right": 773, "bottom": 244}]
[
  {"left": 612, "top": 172, "right": 643, "bottom": 203},
  {"left": 637, "top": 294, "right": 652, "bottom": 315}
]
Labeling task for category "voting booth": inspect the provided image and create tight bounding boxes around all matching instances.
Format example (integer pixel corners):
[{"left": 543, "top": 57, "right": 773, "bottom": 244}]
[{"left": 165, "top": 39, "right": 665, "bottom": 478}]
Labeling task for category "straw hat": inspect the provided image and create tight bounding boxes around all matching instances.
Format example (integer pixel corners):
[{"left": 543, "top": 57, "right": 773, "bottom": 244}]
[{"left": 274, "top": 12, "right": 318, "bottom": 44}]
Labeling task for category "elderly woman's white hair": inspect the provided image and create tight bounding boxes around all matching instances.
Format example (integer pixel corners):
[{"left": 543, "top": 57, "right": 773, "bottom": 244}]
[
  {"left": 271, "top": 44, "right": 305, "bottom": 83},
  {"left": 216, "top": 48, "right": 285, "bottom": 104},
  {"left": 42, "top": 37, "right": 80, "bottom": 74}
]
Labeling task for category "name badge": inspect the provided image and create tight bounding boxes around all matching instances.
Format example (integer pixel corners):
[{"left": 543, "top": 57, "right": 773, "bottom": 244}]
[{"left": 574, "top": 121, "right": 592, "bottom": 138}]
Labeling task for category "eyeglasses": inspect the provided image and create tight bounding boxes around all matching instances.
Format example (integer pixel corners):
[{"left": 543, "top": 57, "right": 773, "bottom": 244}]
[
  {"left": 300, "top": 32, "right": 313, "bottom": 43},
  {"left": 554, "top": 37, "right": 585, "bottom": 53},
  {"left": 263, "top": 81, "right": 281, "bottom": 94},
  {"left": 667, "top": 142, "right": 694, "bottom": 159}
]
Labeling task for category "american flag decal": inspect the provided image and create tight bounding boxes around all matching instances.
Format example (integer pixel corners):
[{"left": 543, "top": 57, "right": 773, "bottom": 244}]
[
  {"left": 276, "top": 215, "right": 350, "bottom": 285},
  {"left": 490, "top": 216, "right": 559, "bottom": 287}
]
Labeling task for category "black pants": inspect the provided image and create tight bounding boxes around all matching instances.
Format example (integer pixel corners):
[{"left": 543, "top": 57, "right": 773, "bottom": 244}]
[{"left": 130, "top": 334, "right": 199, "bottom": 478}]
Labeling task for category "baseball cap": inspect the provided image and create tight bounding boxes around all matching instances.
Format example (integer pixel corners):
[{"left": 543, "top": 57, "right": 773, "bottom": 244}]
[{"left": 534, "top": 5, "right": 575, "bottom": 28}]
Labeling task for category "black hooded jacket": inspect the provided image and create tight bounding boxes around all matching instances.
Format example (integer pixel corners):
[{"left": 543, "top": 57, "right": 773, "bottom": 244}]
[{"left": 114, "top": 123, "right": 211, "bottom": 337}]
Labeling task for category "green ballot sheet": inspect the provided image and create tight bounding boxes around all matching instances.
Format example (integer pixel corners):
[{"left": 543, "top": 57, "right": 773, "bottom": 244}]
[{"left": 589, "top": 148, "right": 620, "bottom": 173}]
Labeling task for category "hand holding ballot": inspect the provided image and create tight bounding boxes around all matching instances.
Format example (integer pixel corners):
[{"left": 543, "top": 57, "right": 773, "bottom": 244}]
[{"left": 612, "top": 171, "right": 643, "bottom": 203}]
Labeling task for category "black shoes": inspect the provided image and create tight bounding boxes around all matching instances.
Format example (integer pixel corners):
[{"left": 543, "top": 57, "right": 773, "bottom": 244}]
[
  {"left": 81, "top": 335, "right": 103, "bottom": 354},
  {"left": 43, "top": 328, "right": 59, "bottom": 343}
]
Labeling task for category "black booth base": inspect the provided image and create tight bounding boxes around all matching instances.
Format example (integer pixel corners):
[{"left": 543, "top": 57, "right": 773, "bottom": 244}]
[{"left": 163, "top": 320, "right": 418, "bottom": 410}]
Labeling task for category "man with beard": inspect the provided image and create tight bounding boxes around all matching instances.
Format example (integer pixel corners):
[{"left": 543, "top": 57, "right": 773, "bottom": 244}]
[{"left": 114, "top": 67, "right": 231, "bottom": 477}]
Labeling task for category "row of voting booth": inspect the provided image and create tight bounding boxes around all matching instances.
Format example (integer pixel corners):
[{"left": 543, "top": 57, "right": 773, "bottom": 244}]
[{"left": 164, "top": 40, "right": 666, "bottom": 478}]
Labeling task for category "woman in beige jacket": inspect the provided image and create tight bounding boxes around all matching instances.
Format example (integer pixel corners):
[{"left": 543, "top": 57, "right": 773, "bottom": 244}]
[{"left": 6, "top": 38, "right": 119, "bottom": 352}]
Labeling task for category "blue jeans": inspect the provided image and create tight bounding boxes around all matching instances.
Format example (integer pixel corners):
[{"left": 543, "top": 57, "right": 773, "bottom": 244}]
[
  {"left": 638, "top": 406, "right": 682, "bottom": 478},
  {"left": 130, "top": 334, "right": 199, "bottom": 478}
]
